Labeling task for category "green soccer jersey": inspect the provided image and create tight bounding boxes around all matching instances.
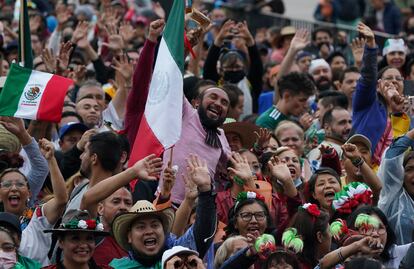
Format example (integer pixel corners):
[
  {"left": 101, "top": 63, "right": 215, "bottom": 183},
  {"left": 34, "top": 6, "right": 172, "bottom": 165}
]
[{"left": 256, "top": 106, "right": 289, "bottom": 130}]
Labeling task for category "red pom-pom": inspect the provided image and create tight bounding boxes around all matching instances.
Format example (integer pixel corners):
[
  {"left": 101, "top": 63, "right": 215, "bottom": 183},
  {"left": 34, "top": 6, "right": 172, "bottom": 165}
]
[
  {"left": 86, "top": 219, "right": 97, "bottom": 229},
  {"left": 307, "top": 204, "right": 321, "bottom": 217}
]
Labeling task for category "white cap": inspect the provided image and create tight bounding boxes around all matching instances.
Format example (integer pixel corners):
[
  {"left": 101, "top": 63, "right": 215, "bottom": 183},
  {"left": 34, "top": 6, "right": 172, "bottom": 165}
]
[
  {"left": 161, "top": 246, "right": 199, "bottom": 269},
  {"left": 382, "top": 39, "right": 407, "bottom": 56},
  {"left": 309, "top": 59, "right": 330, "bottom": 74}
]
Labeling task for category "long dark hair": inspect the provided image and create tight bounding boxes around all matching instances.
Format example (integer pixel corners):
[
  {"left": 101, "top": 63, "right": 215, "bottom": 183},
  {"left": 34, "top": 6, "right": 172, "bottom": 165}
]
[
  {"left": 346, "top": 205, "right": 396, "bottom": 262},
  {"left": 289, "top": 208, "right": 330, "bottom": 267},
  {"left": 225, "top": 198, "right": 274, "bottom": 238}
]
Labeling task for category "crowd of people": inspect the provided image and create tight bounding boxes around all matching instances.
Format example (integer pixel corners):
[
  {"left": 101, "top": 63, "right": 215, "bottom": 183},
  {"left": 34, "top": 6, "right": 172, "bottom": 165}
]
[{"left": 1, "top": 0, "right": 414, "bottom": 268}]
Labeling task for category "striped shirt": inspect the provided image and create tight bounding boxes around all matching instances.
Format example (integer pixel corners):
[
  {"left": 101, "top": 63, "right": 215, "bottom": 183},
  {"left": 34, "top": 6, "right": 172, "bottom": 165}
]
[{"left": 256, "top": 105, "right": 289, "bottom": 130}]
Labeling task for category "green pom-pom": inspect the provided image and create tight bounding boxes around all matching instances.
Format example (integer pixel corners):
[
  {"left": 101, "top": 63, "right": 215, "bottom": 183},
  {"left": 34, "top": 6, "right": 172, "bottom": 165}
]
[
  {"left": 282, "top": 228, "right": 297, "bottom": 246},
  {"left": 290, "top": 237, "right": 304, "bottom": 253},
  {"left": 282, "top": 228, "right": 303, "bottom": 253},
  {"left": 254, "top": 234, "right": 275, "bottom": 251},
  {"left": 355, "top": 213, "right": 373, "bottom": 228},
  {"left": 330, "top": 220, "right": 343, "bottom": 238}
]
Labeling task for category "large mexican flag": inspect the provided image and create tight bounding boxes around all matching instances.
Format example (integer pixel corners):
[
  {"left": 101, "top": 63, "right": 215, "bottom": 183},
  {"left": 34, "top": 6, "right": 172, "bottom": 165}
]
[
  {"left": 0, "top": 64, "right": 73, "bottom": 122},
  {"left": 129, "top": 0, "right": 184, "bottom": 167}
]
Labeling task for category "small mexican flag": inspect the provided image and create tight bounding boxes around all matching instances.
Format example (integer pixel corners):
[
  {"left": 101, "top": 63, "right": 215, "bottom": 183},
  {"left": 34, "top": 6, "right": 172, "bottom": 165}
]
[{"left": 0, "top": 64, "right": 73, "bottom": 122}]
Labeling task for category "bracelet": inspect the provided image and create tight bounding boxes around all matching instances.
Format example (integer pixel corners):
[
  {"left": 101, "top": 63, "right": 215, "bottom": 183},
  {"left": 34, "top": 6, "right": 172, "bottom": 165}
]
[
  {"left": 337, "top": 247, "right": 345, "bottom": 262},
  {"left": 351, "top": 157, "right": 364, "bottom": 168}
]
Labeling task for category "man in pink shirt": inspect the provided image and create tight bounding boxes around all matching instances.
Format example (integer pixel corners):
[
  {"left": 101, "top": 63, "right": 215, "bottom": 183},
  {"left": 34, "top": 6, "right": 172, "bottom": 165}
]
[{"left": 161, "top": 87, "right": 231, "bottom": 204}]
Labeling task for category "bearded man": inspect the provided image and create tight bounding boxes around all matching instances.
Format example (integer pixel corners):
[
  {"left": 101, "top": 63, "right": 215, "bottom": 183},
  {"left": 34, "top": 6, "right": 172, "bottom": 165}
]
[{"left": 160, "top": 87, "right": 231, "bottom": 204}]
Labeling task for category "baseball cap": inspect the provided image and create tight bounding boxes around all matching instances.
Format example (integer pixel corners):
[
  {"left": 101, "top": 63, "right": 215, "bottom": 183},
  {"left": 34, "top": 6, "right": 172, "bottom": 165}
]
[
  {"left": 346, "top": 134, "right": 372, "bottom": 152},
  {"left": 0, "top": 212, "right": 21, "bottom": 235},
  {"left": 59, "top": 122, "right": 89, "bottom": 140},
  {"left": 161, "top": 246, "right": 199, "bottom": 269}
]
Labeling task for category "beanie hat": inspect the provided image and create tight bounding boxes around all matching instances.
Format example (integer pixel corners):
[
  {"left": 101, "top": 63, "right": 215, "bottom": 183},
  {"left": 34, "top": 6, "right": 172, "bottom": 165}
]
[
  {"left": 309, "top": 59, "right": 330, "bottom": 74},
  {"left": 383, "top": 39, "right": 407, "bottom": 56}
]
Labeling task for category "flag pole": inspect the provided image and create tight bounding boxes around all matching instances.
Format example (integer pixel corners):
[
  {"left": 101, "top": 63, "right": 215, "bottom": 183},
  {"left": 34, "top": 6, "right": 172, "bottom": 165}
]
[{"left": 19, "top": 0, "right": 25, "bottom": 66}]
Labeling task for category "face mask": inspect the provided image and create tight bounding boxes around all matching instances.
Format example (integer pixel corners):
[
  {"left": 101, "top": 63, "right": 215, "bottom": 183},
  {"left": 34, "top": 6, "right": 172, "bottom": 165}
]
[
  {"left": 0, "top": 251, "right": 17, "bottom": 269},
  {"left": 224, "top": 70, "right": 245, "bottom": 83}
]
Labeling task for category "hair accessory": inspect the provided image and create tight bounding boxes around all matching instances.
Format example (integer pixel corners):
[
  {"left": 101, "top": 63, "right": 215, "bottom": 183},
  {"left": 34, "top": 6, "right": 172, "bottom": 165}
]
[
  {"left": 236, "top": 191, "right": 265, "bottom": 203},
  {"left": 355, "top": 213, "right": 380, "bottom": 232},
  {"left": 300, "top": 203, "right": 321, "bottom": 217},
  {"left": 282, "top": 228, "right": 304, "bottom": 254},
  {"left": 330, "top": 219, "right": 349, "bottom": 241},
  {"left": 332, "top": 182, "right": 373, "bottom": 214},
  {"left": 234, "top": 191, "right": 265, "bottom": 212},
  {"left": 62, "top": 218, "right": 104, "bottom": 231},
  {"left": 254, "top": 234, "right": 277, "bottom": 260}
]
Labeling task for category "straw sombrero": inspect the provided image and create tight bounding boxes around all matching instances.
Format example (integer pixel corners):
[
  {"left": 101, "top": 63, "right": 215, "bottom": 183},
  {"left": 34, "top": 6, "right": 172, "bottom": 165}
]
[{"left": 112, "top": 200, "right": 175, "bottom": 251}]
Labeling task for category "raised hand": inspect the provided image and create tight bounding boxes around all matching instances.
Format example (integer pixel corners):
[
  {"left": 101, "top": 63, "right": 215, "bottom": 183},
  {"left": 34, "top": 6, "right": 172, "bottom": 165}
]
[
  {"left": 160, "top": 162, "right": 177, "bottom": 197},
  {"left": 183, "top": 170, "right": 198, "bottom": 201},
  {"left": 351, "top": 37, "right": 365, "bottom": 68},
  {"left": 131, "top": 154, "right": 163, "bottom": 180},
  {"left": 0, "top": 116, "right": 31, "bottom": 145},
  {"left": 153, "top": 1, "right": 166, "bottom": 19},
  {"left": 342, "top": 143, "right": 362, "bottom": 161},
  {"left": 254, "top": 128, "right": 272, "bottom": 150},
  {"left": 319, "top": 144, "right": 334, "bottom": 155},
  {"left": 236, "top": 21, "right": 255, "bottom": 47},
  {"left": 41, "top": 48, "right": 57, "bottom": 73},
  {"left": 72, "top": 21, "right": 89, "bottom": 45},
  {"left": 56, "top": 3, "right": 71, "bottom": 31},
  {"left": 148, "top": 19, "right": 165, "bottom": 43},
  {"left": 214, "top": 19, "right": 235, "bottom": 47},
  {"left": 227, "top": 152, "right": 255, "bottom": 186},
  {"left": 57, "top": 41, "right": 73, "bottom": 72},
  {"left": 102, "top": 23, "right": 125, "bottom": 51},
  {"left": 357, "top": 22, "right": 375, "bottom": 47},
  {"left": 186, "top": 154, "right": 211, "bottom": 192},
  {"left": 289, "top": 28, "right": 310, "bottom": 53},
  {"left": 112, "top": 54, "right": 133, "bottom": 82},
  {"left": 76, "top": 129, "right": 98, "bottom": 151},
  {"left": 268, "top": 156, "right": 291, "bottom": 183},
  {"left": 39, "top": 138, "right": 55, "bottom": 160},
  {"left": 119, "top": 21, "right": 136, "bottom": 44}
]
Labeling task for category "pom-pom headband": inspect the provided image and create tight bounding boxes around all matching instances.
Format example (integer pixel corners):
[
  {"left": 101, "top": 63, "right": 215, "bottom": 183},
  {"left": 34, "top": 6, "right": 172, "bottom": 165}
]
[
  {"left": 332, "top": 182, "right": 373, "bottom": 214},
  {"left": 299, "top": 203, "right": 321, "bottom": 218},
  {"left": 282, "top": 228, "right": 304, "bottom": 254},
  {"left": 234, "top": 191, "right": 265, "bottom": 212},
  {"left": 254, "top": 234, "right": 276, "bottom": 260},
  {"left": 355, "top": 213, "right": 380, "bottom": 232}
]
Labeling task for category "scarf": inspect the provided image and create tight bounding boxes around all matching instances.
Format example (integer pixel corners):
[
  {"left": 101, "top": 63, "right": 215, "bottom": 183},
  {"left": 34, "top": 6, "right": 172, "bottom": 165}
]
[{"left": 204, "top": 127, "right": 222, "bottom": 148}]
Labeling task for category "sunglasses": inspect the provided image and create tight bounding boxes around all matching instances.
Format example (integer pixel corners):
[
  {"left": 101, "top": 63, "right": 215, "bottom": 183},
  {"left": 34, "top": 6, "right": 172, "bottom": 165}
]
[{"left": 173, "top": 257, "right": 199, "bottom": 269}]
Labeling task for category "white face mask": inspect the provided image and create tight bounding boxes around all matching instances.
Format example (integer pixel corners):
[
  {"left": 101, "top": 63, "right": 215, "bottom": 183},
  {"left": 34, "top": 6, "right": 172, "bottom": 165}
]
[{"left": 0, "top": 251, "right": 17, "bottom": 269}]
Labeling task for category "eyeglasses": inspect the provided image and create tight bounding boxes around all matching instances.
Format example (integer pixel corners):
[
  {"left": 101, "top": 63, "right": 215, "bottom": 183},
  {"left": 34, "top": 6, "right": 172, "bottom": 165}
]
[
  {"left": 237, "top": 211, "right": 266, "bottom": 222},
  {"left": 0, "top": 180, "right": 27, "bottom": 189},
  {"left": 382, "top": 76, "right": 404, "bottom": 82},
  {"left": 173, "top": 256, "right": 199, "bottom": 269}
]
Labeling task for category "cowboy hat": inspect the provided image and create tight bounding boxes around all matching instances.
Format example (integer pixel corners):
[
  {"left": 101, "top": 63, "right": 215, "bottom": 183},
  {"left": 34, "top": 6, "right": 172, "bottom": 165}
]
[
  {"left": 112, "top": 200, "right": 175, "bottom": 251},
  {"left": 223, "top": 120, "right": 260, "bottom": 149}
]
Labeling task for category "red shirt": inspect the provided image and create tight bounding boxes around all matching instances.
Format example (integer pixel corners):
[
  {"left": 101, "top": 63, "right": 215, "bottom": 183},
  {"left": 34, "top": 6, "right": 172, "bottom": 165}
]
[{"left": 93, "top": 236, "right": 128, "bottom": 265}]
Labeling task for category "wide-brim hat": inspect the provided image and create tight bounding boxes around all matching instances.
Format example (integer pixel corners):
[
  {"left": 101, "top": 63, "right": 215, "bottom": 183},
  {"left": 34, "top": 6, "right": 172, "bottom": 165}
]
[
  {"left": 222, "top": 121, "right": 260, "bottom": 149},
  {"left": 112, "top": 200, "right": 175, "bottom": 251},
  {"left": 44, "top": 209, "right": 108, "bottom": 236}
]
